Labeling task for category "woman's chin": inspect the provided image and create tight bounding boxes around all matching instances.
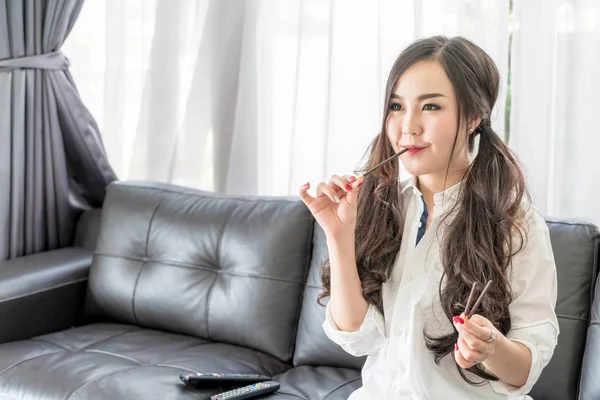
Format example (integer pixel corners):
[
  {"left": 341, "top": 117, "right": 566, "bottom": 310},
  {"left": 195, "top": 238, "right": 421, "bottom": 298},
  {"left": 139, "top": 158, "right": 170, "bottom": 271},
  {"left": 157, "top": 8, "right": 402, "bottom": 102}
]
[{"left": 401, "top": 163, "right": 429, "bottom": 177}]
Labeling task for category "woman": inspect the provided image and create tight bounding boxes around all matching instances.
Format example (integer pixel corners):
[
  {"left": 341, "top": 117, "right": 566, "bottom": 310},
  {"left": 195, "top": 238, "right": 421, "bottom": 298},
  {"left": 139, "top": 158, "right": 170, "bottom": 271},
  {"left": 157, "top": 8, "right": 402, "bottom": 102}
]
[{"left": 299, "top": 36, "right": 558, "bottom": 399}]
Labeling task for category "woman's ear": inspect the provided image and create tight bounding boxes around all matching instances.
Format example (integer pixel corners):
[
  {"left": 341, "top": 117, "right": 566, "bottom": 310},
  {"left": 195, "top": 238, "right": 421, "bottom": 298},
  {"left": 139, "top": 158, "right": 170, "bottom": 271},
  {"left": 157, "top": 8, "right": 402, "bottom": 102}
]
[{"left": 468, "top": 116, "right": 483, "bottom": 135}]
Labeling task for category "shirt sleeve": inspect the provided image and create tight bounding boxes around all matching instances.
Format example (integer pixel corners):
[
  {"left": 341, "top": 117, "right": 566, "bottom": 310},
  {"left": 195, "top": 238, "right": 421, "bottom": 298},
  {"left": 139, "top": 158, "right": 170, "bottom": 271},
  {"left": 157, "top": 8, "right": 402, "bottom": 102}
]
[
  {"left": 488, "top": 211, "right": 560, "bottom": 396},
  {"left": 322, "top": 301, "right": 387, "bottom": 357}
]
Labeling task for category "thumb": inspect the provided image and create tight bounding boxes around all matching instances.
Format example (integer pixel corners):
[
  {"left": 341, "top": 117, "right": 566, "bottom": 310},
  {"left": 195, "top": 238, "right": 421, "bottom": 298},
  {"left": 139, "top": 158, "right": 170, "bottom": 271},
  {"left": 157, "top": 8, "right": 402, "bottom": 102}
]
[{"left": 345, "top": 176, "right": 364, "bottom": 208}]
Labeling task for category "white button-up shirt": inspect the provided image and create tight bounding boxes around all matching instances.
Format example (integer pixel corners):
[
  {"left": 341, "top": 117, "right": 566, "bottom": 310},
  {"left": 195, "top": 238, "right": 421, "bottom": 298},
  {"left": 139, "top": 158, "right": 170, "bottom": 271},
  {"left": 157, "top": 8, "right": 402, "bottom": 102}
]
[{"left": 323, "top": 178, "right": 559, "bottom": 400}]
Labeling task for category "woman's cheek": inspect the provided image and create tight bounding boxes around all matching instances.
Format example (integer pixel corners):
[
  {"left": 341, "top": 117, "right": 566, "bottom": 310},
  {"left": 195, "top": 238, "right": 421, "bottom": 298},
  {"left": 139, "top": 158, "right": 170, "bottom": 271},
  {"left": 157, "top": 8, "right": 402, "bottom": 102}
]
[
  {"left": 426, "top": 117, "right": 457, "bottom": 151},
  {"left": 386, "top": 118, "right": 402, "bottom": 152}
]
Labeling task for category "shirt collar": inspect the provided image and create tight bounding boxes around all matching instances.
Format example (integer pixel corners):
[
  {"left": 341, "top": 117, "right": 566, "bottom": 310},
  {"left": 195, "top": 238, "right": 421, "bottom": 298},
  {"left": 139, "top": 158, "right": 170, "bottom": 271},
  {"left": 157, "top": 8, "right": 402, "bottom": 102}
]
[
  {"left": 400, "top": 176, "right": 463, "bottom": 210},
  {"left": 400, "top": 176, "right": 421, "bottom": 196}
]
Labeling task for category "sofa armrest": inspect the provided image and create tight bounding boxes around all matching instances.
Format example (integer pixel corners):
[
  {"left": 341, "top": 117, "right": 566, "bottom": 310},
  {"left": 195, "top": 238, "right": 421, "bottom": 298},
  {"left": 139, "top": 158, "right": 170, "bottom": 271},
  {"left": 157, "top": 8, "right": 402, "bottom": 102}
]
[{"left": 0, "top": 247, "right": 93, "bottom": 343}]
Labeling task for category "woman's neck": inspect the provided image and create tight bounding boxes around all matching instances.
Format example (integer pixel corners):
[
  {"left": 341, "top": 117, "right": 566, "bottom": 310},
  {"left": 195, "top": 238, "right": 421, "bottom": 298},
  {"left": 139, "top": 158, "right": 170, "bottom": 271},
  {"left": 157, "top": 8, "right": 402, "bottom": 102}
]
[{"left": 416, "top": 169, "right": 466, "bottom": 213}]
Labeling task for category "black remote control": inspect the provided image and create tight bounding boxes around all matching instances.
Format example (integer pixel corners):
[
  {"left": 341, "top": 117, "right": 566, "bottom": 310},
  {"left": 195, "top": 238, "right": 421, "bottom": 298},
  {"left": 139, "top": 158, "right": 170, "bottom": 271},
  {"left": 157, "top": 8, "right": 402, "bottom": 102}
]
[
  {"left": 179, "top": 372, "right": 272, "bottom": 388},
  {"left": 210, "top": 381, "right": 280, "bottom": 399}
]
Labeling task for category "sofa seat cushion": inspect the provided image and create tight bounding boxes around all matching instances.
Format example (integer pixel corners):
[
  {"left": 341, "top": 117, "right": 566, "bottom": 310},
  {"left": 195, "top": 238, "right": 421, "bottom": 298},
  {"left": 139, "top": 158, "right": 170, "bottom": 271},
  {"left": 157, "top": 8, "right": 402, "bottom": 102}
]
[
  {"left": 0, "top": 323, "right": 289, "bottom": 399},
  {"left": 269, "top": 365, "right": 361, "bottom": 399}
]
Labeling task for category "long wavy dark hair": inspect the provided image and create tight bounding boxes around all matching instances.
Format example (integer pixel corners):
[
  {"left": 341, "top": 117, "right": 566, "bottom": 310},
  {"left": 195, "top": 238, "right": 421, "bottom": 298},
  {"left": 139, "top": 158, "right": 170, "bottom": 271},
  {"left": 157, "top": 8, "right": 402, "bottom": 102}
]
[{"left": 317, "top": 36, "right": 530, "bottom": 384}]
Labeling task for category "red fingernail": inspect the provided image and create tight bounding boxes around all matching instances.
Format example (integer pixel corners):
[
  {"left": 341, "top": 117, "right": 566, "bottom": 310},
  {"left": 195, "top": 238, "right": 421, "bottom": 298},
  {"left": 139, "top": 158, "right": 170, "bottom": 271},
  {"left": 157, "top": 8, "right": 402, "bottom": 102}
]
[
  {"left": 303, "top": 182, "right": 310, "bottom": 186},
  {"left": 346, "top": 184, "right": 352, "bottom": 191},
  {"left": 455, "top": 343, "right": 458, "bottom": 351},
  {"left": 357, "top": 181, "right": 363, "bottom": 187},
  {"left": 348, "top": 176, "right": 356, "bottom": 183},
  {"left": 453, "top": 316, "right": 464, "bottom": 324}
]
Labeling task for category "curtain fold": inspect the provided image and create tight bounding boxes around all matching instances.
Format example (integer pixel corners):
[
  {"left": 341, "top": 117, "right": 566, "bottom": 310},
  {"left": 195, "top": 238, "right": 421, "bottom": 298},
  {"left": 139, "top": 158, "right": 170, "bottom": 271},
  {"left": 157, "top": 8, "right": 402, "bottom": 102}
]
[
  {"left": 64, "top": 0, "right": 508, "bottom": 196},
  {"left": 510, "top": 0, "right": 600, "bottom": 224},
  {"left": 0, "top": 0, "right": 117, "bottom": 260}
]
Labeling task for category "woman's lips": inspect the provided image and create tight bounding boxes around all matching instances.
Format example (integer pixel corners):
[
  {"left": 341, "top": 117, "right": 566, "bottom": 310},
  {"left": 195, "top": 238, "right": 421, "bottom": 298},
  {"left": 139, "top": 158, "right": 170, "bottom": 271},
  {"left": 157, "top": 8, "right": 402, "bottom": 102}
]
[{"left": 403, "top": 146, "right": 427, "bottom": 155}]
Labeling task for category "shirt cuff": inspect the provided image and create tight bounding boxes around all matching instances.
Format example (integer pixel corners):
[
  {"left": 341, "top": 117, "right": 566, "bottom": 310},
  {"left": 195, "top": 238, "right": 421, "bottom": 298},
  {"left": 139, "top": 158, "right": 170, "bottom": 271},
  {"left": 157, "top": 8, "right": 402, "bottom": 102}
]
[
  {"left": 488, "top": 321, "right": 559, "bottom": 396},
  {"left": 322, "top": 302, "right": 386, "bottom": 356}
]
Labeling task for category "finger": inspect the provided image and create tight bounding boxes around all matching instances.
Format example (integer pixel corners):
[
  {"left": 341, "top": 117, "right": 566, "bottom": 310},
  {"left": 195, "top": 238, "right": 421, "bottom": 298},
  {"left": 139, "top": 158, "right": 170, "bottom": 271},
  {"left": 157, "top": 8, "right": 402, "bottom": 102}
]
[
  {"left": 344, "top": 175, "right": 364, "bottom": 208},
  {"left": 452, "top": 315, "right": 465, "bottom": 334},
  {"left": 329, "top": 175, "right": 354, "bottom": 192},
  {"left": 463, "top": 315, "right": 495, "bottom": 341},
  {"left": 457, "top": 336, "right": 486, "bottom": 364},
  {"left": 466, "top": 314, "right": 492, "bottom": 328},
  {"left": 454, "top": 342, "right": 478, "bottom": 369},
  {"left": 343, "top": 175, "right": 357, "bottom": 184},
  {"left": 459, "top": 329, "right": 489, "bottom": 353},
  {"left": 298, "top": 182, "right": 314, "bottom": 207},
  {"left": 316, "top": 182, "right": 343, "bottom": 203}
]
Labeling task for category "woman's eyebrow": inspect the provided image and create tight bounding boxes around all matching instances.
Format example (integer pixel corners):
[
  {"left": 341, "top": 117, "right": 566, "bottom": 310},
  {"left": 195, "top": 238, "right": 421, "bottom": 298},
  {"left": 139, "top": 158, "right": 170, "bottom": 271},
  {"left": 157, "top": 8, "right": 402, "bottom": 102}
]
[{"left": 391, "top": 93, "right": 446, "bottom": 101}]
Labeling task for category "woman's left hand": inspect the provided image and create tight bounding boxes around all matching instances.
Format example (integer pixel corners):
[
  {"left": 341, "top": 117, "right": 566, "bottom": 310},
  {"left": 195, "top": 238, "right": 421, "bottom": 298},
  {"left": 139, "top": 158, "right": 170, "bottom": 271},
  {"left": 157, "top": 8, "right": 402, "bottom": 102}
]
[{"left": 453, "top": 313, "right": 501, "bottom": 369}]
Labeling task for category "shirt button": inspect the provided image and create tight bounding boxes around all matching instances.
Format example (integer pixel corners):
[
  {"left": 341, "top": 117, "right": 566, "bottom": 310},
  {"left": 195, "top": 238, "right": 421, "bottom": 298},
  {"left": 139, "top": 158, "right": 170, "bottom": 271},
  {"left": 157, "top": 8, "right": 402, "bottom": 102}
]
[
  {"left": 395, "top": 329, "right": 403, "bottom": 336},
  {"left": 407, "top": 274, "right": 414, "bottom": 282},
  {"left": 418, "top": 222, "right": 422, "bottom": 227}
]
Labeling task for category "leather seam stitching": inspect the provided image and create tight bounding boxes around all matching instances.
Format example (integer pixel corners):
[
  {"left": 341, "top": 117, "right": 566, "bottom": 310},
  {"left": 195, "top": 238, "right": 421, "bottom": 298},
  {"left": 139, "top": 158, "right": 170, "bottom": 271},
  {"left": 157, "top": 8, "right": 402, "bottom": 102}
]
[
  {"left": 322, "top": 376, "right": 362, "bottom": 400},
  {"left": 154, "top": 341, "right": 213, "bottom": 363},
  {"left": 556, "top": 314, "right": 589, "bottom": 322},
  {"left": 271, "top": 392, "right": 305, "bottom": 399},
  {"left": 155, "top": 363, "right": 199, "bottom": 371},
  {"left": 0, "top": 350, "right": 63, "bottom": 376},
  {"left": 130, "top": 260, "right": 146, "bottom": 326},
  {"left": 0, "top": 278, "right": 87, "bottom": 303},
  {"left": 65, "top": 365, "right": 138, "bottom": 399},
  {"left": 206, "top": 208, "right": 233, "bottom": 341},
  {"left": 131, "top": 199, "right": 164, "bottom": 325},
  {"left": 79, "top": 327, "right": 143, "bottom": 351},
  {"left": 289, "top": 221, "right": 315, "bottom": 363},
  {"left": 84, "top": 349, "right": 142, "bottom": 365},
  {"left": 29, "top": 338, "right": 76, "bottom": 352},
  {"left": 65, "top": 359, "right": 210, "bottom": 398},
  {"left": 92, "top": 253, "right": 304, "bottom": 286}
]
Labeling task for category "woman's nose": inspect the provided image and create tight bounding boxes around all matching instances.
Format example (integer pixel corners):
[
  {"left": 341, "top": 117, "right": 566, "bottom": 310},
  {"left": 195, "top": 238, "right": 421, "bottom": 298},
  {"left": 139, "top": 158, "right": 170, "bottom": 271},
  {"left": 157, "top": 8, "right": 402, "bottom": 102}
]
[{"left": 402, "top": 113, "right": 422, "bottom": 135}]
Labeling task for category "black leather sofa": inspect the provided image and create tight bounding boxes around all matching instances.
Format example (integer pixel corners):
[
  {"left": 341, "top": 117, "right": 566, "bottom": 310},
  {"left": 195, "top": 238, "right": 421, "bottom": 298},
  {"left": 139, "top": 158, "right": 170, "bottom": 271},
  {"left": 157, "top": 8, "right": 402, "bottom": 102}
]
[{"left": 0, "top": 181, "right": 597, "bottom": 399}]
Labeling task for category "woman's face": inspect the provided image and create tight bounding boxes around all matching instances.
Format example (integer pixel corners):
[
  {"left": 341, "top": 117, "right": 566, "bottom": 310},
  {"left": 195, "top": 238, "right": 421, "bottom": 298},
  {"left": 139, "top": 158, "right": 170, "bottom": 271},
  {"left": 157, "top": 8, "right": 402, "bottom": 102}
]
[{"left": 386, "top": 60, "right": 472, "bottom": 181}]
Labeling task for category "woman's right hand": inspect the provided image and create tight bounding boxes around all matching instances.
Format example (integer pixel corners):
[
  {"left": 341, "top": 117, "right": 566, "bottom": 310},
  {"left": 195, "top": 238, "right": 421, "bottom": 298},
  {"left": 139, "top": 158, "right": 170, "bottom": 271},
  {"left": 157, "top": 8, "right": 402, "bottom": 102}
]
[{"left": 299, "top": 174, "right": 364, "bottom": 241}]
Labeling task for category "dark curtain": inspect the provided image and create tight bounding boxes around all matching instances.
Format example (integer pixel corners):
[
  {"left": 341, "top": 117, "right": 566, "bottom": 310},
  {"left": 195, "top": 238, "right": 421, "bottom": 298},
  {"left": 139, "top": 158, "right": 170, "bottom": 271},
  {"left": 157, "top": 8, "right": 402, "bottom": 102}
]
[{"left": 0, "top": 0, "right": 117, "bottom": 260}]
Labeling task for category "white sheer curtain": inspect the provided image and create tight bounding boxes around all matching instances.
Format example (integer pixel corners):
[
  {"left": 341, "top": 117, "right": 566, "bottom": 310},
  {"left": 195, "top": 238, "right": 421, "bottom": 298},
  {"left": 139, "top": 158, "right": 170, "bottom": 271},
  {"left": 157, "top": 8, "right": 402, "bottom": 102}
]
[
  {"left": 510, "top": 0, "right": 600, "bottom": 224},
  {"left": 63, "top": 0, "right": 508, "bottom": 196}
]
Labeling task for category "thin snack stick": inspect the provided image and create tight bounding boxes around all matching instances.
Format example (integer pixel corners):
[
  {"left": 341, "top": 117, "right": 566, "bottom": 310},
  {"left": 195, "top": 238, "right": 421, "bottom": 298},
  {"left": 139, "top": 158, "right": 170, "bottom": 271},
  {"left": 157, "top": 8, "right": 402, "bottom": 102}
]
[
  {"left": 467, "top": 280, "right": 493, "bottom": 318},
  {"left": 464, "top": 282, "right": 479, "bottom": 317},
  {"left": 357, "top": 148, "right": 409, "bottom": 179}
]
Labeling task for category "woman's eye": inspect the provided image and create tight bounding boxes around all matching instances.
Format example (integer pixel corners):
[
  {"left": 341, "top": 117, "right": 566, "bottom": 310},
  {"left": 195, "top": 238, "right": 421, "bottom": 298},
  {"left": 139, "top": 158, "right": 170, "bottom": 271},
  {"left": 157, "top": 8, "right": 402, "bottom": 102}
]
[
  {"left": 423, "top": 103, "right": 440, "bottom": 111},
  {"left": 390, "top": 103, "right": 402, "bottom": 111}
]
